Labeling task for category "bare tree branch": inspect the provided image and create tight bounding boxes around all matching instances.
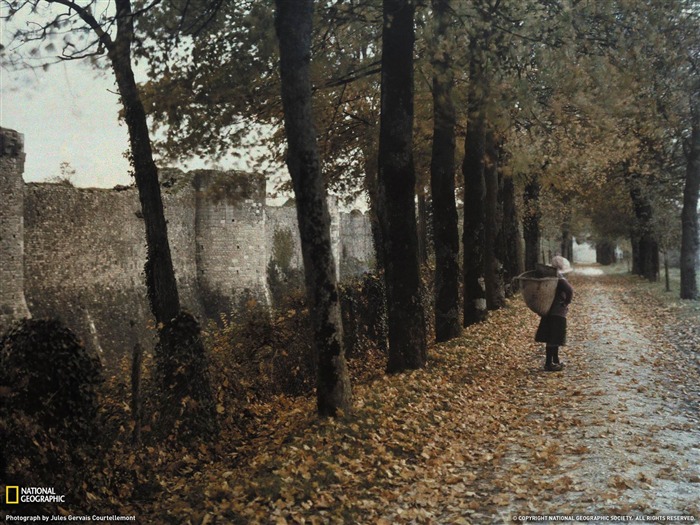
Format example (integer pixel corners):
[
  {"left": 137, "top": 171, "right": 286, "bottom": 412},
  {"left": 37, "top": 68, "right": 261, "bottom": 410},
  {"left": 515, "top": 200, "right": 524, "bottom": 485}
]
[{"left": 45, "top": 0, "right": 114, "bottom": 51}]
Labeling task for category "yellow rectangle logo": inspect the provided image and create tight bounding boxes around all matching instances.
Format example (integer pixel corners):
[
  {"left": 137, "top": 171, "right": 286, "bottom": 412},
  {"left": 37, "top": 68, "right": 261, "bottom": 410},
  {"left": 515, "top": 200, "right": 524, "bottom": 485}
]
[{"left": 6, "top": 486, "right": 19, "bottom": 504}]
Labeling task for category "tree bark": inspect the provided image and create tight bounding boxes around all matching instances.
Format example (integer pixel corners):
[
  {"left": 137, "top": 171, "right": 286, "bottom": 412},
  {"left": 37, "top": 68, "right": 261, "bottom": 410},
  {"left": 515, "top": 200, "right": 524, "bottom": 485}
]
[
  {"left": 274, "top": 0, "right": 352, "bottom": 415},
  {"left": 559, "top": 196, "right": 573, "bottom": 263},
  {"left": 430, "top": 0, "right": 460, "bottom": 342},
  {"left": 643, "top": 237, "right": 660, "bottom": 282},
  {"left": 626, "top": 168, "right": 659, "bottom": 282},
  {"left": 522, "top": 175, "right": 541, "bottom": 271},
  {"left": 378, "top": 0, "right": 427, "bottom": 372},
  {"left": 680, "top": 91, "right": 700, "bottom": 300},
  {"left": 417, "top": 193, "right": 430, "bottom": 266},
  {"left": 596, "top": 240, "right": 617, "bottom": 265},
  {"left": 560, "top": 224, "right": 573, "bottom": 262},
  {"left": 630, "top": 232, "right": 640, "bottom": 275},
  {"left": 483, "top": 128, "right": 505, "bottom": 310},
  {"left": 106, "top": 0, "right": 217, "bottom": 439},
  {"left": 461, "top": 35, "right": 492, "bottom": 326},
  {"left": 462, "top": 68, "right": 487, "bottom": 326},
  {"left": 110, "top": 0, "right": 180, "bottom": 325},
  {"left": 499, "top": 173, "right": 521, "bottom": 296},
  {"left": 364, "top": 144, "right": 385, "bottom": 276}
]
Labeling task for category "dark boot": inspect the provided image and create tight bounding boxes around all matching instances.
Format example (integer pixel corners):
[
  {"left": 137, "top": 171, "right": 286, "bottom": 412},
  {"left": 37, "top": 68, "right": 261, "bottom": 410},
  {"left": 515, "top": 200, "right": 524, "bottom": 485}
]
[
  {"left": 545, "top": 346, "right": 562, "bottom": 371},
  {"left": 552, "top": 346, "right": 562, "bottom": 365}
]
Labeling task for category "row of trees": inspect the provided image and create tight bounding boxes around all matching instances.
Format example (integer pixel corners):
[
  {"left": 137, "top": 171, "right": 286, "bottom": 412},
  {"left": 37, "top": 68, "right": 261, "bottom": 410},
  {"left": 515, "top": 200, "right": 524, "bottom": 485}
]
[{"left": 3, "top": 0, "right": 698, "bottom": 418}]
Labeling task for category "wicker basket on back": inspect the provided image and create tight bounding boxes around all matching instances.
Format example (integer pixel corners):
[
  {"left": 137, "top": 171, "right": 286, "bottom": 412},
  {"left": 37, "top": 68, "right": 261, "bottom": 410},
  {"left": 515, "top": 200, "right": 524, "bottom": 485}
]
[{"left": 515, "top": 264, "right": 559, "bottom": 316}]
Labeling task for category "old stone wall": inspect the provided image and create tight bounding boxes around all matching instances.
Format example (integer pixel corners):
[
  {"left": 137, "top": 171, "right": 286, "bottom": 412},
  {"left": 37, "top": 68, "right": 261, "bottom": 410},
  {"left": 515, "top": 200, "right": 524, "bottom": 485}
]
[
  {"left": 265, "top": 204, "right": 305, "bottom": 274},
  {"left": 193, "top": 170, "right": 269, "bottom": 315},
  {"left": 22, "top": 180, "right": 204, "bottom": 366},
  {"left": 265, "top": 199, "right": 371, "bottom": 283},
  {"left": 0, "top": 147, "right": 375, "bottom": 367},
  {"left": 0, "top": 128, "right": 30, "bottom": 328},
  {"left": 339, "top": 210, "right": 374, "bottom": 279}
]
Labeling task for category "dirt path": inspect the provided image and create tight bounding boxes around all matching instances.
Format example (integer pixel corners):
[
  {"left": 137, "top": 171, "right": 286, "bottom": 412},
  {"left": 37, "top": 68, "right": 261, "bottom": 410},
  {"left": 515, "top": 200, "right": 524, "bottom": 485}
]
[
  {"left": 128, "top": 267, "right": 700, "bottom": 524},
  {"left": 488, "top": 269, "right": 700, "bottom": 523}
]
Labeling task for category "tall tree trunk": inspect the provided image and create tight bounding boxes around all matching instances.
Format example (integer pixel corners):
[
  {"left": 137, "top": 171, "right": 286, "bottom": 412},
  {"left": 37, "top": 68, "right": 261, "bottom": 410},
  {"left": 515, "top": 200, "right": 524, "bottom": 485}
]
[
  {"left": 568, "top": 238, "right": 575, "bottom": 264},
  {"left": 522, "top": 174, "right": 541, "bottom": 272},
  {"left": 483, "top": 128, "right": 505, "bottom": 310},
  {"left": 642, "top": 236, "right": 660, "bottom": 281},
  {"left": 107, "top": 0, "right": 216, "bottom": 440},
  {"left": 596, "top": 240, "right": 616, "bottom": 265},
  {"left": 462, "top": 44, "right": 487, "bottom": 326},
  {"left": 626, "top": 168, "right": 659, "bottom": 282},
  {"left": 462, "top": 119, "right": 487, "bottom": 326},
  {"left": 680, "top": 91, "right": 700, "bottom": 300},
  {"left": 110, "top": 0, "right": 180, "bottom": 326},
  {"left": 274, "top": 0, "right": 352, "bottom": 415},
  {"left": 417, "top": 193, "right": 430, "bottom": 265},
  {"left": 559, "top": 198, "right": 573, "bottom": 262},
  {"left": 364, "top": 144, "right": 385, "bottom": 276},
  {"left": 378, "top": 0, "right": 427, "bottom": 372},
  {"left": 499, "top": 174, "right": 521, "bottom": 296},
  {"left": 430, "top": 0, "right": 460, "bottom": 342},
  {"left": 630, "top": 231, "right": 641, "bottom": 275},
  {"left": 560, "top": 224, "right": 572, "bottom": 261}
]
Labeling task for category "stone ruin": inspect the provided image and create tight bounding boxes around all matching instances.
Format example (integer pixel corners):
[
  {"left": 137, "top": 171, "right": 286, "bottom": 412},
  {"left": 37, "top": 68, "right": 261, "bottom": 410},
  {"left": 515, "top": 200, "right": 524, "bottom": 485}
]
[{"left": 0, "top": 127, "right": 375, "bottom": 367}]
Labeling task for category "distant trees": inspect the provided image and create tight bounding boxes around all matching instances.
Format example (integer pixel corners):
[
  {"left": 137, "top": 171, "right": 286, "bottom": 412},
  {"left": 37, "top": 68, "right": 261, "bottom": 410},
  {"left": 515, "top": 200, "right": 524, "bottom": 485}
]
[
  {"left": 625, "top": 168, "right": 661, "bottom": 281},
  {"left": 630, "top": 2, "right": 696, "bottom": 295},
  {"left": 681, "top": 92, "right": 700, "bottom": 298},
  {"left": 564, "top": 0, "right": 697, "bottom": 294},
  {"left": 475, "top": 0, "right": 699, "bottom": 303}
]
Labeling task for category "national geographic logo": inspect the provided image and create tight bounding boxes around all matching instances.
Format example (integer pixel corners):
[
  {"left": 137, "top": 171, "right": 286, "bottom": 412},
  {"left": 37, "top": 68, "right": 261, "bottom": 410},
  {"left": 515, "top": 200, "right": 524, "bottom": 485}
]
[
  {"left": 5, "top": 486, "right": 19, "bottom": 504},
  {"left": 4, "top": 486, "right": 66, "bottom": 504}
]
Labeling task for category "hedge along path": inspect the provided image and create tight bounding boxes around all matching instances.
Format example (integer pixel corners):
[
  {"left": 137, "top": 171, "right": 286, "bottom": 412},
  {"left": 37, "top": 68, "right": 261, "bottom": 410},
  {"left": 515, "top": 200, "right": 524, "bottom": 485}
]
[{"left": 144, "top": 270, "right": 700, "bottom": 524}]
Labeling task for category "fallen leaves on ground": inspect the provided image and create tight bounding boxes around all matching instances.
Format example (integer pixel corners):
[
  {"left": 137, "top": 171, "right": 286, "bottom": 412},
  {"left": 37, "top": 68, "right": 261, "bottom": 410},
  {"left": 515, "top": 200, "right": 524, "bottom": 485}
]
[
  {"left": 115, "top": 291, "right": 555, "bottom": 524},
  {"left": 68, "top": 269, "right": 700, "bottom": 523}
]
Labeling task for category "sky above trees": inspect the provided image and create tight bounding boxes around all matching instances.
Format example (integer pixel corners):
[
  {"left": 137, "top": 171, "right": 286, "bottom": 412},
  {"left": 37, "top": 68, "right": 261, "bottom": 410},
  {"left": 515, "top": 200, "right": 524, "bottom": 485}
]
[
  {"left": 1, "top": 51, "right": 271, "bottom": 187},
  {"left": 1, "top": 59, "right": 134, "bottom": 187}
]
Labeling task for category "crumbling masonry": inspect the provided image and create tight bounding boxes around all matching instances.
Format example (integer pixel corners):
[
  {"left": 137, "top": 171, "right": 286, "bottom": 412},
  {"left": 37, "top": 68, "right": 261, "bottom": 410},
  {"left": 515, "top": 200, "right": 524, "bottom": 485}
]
[{"left": 0, "top": 127, "right": 374, "bottom": 366}]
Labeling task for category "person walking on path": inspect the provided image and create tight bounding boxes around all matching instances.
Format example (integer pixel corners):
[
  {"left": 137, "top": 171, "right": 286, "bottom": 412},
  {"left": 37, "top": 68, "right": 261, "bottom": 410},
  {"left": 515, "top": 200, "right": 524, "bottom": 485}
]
[{"left": 535, "top": 255, "right": 574, "bottom": 372}]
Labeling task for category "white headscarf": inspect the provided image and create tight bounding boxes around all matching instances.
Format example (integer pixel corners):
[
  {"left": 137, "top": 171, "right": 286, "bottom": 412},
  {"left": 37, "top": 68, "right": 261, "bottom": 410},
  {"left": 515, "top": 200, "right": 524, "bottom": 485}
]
[{"left": 551, "top": 255, "right": 573, "bottom": 274}]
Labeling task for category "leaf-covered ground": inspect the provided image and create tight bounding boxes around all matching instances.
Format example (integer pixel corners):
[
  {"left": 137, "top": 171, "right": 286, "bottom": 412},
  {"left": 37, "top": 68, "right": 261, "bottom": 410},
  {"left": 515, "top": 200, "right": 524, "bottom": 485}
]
[{"left": 110, "top": 267, "right": 700, "bottom": 523}]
